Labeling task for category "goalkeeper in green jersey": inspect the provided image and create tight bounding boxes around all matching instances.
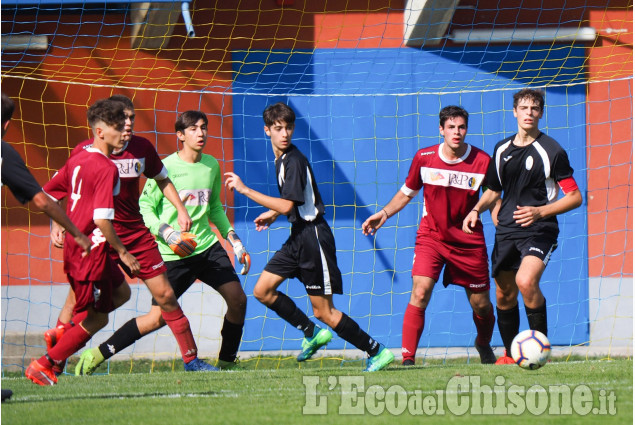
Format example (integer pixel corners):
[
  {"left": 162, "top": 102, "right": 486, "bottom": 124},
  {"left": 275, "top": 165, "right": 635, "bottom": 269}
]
[{"left": 76, "top": 110, "right": 248, "bottom": 372}]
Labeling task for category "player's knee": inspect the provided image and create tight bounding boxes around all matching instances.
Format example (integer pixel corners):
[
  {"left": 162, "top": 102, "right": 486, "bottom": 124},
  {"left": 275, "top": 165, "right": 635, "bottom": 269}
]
[
  {"left": 473, "top": 301, "right": 493, "bottom": 316},
  {"left": 228, "top": 290, "right": 247, "bottom": 317},
  {"left": 496, "top": 288, "right": 517, "bottom": 306},
  {"left": 153, "top": 286, "right": 177, "bottom": 308},
  {"left": 253, "top": 284, "right": 271, "bottom": 305},
  {"left": 410, "top": 288, "right": 430, "bottom": 307},
  {"left": 515, "top": 275, "right": 538, "bottom": 295}
]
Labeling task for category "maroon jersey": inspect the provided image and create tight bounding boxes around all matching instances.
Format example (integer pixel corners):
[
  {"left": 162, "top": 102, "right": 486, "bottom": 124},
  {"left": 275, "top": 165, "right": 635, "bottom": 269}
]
[
  {"left": 74, "top": 135, "right": 167, "bottom": 224},
  {"left": 43, "top": 147, "right": 120, "bottom": 280},
  {"left": 402, "top": 143, "right": 491, "bottom": 246}
]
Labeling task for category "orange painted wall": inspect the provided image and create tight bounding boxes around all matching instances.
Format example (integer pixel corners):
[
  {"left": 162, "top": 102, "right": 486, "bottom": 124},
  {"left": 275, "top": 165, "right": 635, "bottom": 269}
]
[{"left": 586, "top": 8, "right": 633, "bottom": 276}]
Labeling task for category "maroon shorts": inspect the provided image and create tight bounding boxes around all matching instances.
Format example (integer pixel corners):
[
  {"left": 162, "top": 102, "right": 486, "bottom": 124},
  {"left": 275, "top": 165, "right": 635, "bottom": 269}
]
[
  {"left": 412, "top": 236, "right": 490, "bottom": 293},
  {"left": 69, "top": 258, "right": 125, "bottom": 314},
  {"left": 111, "top": 222, "right": 166, "bottom": 280}
]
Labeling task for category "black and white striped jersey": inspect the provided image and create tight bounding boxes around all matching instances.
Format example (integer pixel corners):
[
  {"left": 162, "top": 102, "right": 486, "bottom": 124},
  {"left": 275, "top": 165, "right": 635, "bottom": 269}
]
[
  {"left": 275, "top": 144, "right": 325, "bottom": 224},
  {"left": 487, "top": 132, "right": 575, "bottom": 237}
]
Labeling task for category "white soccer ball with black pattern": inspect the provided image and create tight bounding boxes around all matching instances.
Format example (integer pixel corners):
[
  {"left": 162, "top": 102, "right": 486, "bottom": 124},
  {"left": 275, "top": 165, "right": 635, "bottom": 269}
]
[{"left": 510, "top": 329, "right": 551, "bottom": 370}]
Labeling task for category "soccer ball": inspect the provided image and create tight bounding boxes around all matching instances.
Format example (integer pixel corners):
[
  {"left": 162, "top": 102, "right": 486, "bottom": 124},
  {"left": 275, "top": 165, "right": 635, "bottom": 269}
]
[{"left": 510, "top": 329, "right": 551, "bottom": 370}]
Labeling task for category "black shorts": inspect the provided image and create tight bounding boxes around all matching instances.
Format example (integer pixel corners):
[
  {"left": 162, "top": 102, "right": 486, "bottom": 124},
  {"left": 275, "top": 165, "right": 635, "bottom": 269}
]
[
  {"left": 151, "top": 242, "right": 239, "bottom": 305},
  {"left": 491, "top": 233, "right": 558, "bottom": 277},
  {"left": 264, "top": 217, "right": 343, "bottom": 296}
]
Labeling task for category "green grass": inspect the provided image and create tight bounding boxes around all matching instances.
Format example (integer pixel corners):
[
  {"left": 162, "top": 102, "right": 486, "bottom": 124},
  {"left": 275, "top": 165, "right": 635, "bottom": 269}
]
[{"left": 2, "top": 357, "right": 632, "bottom": 424}]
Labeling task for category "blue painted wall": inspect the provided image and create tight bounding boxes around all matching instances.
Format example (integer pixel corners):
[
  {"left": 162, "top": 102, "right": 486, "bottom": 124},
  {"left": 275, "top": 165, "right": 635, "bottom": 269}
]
[{"left": 231, "top": 46, "right": 588, "bottom": 352}]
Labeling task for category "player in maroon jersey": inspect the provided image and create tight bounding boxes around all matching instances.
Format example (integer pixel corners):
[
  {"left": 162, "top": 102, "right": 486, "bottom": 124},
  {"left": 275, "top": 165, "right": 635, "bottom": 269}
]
[
  {"left": 2, "top": 92, "right": 92, "bottom": 396},
  {"left": 24, "top": 98, "right": 139, "bottom": 385},
  {"left": 49, "top": 95, "right": 217, "bottom": 374},
  {"left": 362, "top": 105, "right": 497, "bottom": 366}
]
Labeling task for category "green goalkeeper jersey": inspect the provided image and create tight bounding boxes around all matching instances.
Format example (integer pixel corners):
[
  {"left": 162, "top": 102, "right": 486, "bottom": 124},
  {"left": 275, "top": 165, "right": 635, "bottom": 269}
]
[{"left": 139, "top": 152, "right": 233, "bottom": 262}]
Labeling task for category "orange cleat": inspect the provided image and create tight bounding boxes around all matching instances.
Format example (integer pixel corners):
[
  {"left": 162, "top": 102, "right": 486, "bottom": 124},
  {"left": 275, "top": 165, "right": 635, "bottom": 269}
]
[
  {"left": 25, "top": 360, "right": 58, "bottom": 386},
  {"left": 495, "top": 349, "right": 516, "bottom": 365}
]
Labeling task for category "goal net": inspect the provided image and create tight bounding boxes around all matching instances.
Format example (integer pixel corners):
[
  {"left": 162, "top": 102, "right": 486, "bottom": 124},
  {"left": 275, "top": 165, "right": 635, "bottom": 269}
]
[{"left": 1, "top": 0, "right": 632, "bottom": 372}]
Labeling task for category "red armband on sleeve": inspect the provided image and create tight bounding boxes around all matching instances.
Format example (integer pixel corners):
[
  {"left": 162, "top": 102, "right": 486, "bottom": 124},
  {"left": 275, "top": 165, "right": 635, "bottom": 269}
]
[{"left": 558, "top": 176, "right": 579, "bottom": 194}]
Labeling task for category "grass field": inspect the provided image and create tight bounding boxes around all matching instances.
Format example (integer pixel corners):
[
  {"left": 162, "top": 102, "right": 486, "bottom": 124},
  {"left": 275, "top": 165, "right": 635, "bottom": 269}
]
[{"left": 2, "top": 356, "right": 632, "bottom": 424}]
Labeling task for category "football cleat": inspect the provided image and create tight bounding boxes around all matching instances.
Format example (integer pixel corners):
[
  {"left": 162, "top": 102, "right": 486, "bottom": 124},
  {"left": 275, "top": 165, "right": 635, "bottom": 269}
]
[
  {"left": 75, "top": 348, "right": 105, "bottom": 376},
  {"left": 25, "top": 360, "right": 57, "bottom": 386},
  {"left": 1, "top": 389, "right": 13, "bottom": 402},
  {"left": 216, "top": 358, "right": 244, "bottom": 371},
  {"left": 474, "top": 340, "right": 497, "bottom": 364},
  {"left": 402, "top": 359, "right": 415, "bottom": 366},
  {"left": 44, "top": 326, "right": 67, "bottom": 375},
  {"left": 494, "top": 349, "right": 516, "bottom": 365},
  {"left": 297, "top": 328, "right": 332, "bottom": 362},
  {"left": 184, "top": 357, "right": 219, "bottom": 372},
  {"left": 364, "top": 345, "right": 395, "bottom": 372}
]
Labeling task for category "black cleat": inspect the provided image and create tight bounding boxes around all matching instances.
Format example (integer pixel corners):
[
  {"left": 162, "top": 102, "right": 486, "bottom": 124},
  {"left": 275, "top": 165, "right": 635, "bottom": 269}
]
[
  {"left": 474, "top": 340, "right": 497, "bottom": 364},
  {"left": 402, "top": 359, "right": 415, "bottom": 366}
]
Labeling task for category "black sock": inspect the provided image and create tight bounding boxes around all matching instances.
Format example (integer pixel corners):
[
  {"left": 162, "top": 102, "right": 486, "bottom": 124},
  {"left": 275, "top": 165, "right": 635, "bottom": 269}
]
[
  {"left": 269, "top": 292, "right": 315, "bottom": 338},
  {"left": 525, "top": 298, "right": 548, "bottom": 336},
  {"left": 496, "top": 304, "right": 520, "bottom": 355},
  {"left": 218, "top": 316, "right": 244, "bottom": 362},
  {"left": 333, "top": 313, "right": 380, "bottom": 357},
  {"left": 98, "top": 318, "right": 142, "bottom": 360}
]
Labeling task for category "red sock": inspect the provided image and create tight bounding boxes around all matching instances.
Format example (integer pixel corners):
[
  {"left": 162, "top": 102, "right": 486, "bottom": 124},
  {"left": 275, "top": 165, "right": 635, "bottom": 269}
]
[
  {"left": 39, "top": 323, "right": 91, "bottom": 369},
  {"left": 402, "top": 303, "right": 425, "bottom": 363},
  {"left": 71, "top": 310, "right": 88, "bottom": 327},
  {"left": 473, "top": 308, "right": 495, "bottom": 346},
  {"left": 162, "top": 308, "right": 197, "bottom": 363}
]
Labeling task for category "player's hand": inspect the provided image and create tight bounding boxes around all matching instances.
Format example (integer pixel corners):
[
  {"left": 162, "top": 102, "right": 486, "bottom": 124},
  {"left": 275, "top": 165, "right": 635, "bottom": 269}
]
[
  {"left": 50, "top": 221, "right": 65, "bottom": 248},
  {"left": 176, "top": 209, "right": 192, "bottom": 232},
  {"left": 224, "top": 172, "right": 247, "bottom": 195},
  {"left": 227, "top": 231, "right": 250, "bottom": 275},
  {"left": 362, "top": 210, "right": 388, "bottom": 236},
  {"left": 462, "top": 210, "right": 480, "bottom": 234},
  {"left": 74, "top": 233, "right": 92, "bottom": 258},
  {"left": 513, "top": 205, "right": 542, "bottom": 227},
  {"left": 159, "top": 223, "right": 197, "bottom": 257},
  {"left": 120, "top": 251, "right": 140, "bottom": 276},
  {"left": 254, "top": 210, "right": 278, "bottom": 232}
]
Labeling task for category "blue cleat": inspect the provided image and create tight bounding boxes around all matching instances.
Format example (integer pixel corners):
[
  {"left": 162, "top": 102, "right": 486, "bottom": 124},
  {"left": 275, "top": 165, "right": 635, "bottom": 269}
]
[
  {"left": 184, "top": 357, "right": 219, "bottom": 372},
  {"left": 297, "top": 328, "right": 332, "bottom": 362},
  {"left": 364, "top": 345, "right": 394, "bottom": 372}
]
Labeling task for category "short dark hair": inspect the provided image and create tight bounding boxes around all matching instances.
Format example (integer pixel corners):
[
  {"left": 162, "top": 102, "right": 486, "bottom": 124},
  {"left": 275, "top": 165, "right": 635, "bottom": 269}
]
[
  {"left": 513, "top": 88, "right": 545, "bottom": 111},
  {"left": 2, "top": 92, "right": 15, "bottom": 126},
  {"left": 87, "top": 98, "right": 126, "bottom": 130},
  {"left": 175, "top": 110, "right": 208, "bottom": 134},
  {"left": 108, "top": 94, "right": 134, "bottom": 111},
  {"left": 263, "top": 102, "right": 296, "bottom": 127},
  {"left": 439, "top": 105, "right": 468, "bottom": 128}
]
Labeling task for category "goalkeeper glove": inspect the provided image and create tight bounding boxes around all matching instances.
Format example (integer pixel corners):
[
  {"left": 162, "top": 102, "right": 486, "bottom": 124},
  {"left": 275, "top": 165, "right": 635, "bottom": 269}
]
[
  {"left": 227, "top": 231, "right": 250, "bottom": 275},
  {"left": 159, "top": 223, "right": 197, "bottom": 258}
]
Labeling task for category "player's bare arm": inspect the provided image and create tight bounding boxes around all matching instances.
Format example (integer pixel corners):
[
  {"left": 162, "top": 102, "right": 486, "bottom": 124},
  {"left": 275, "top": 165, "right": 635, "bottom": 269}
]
[
  {"left": 513, "top": 188, "right": 582, "bottom": 227},
  {"left": 94, "top": 218, "right": 140, "bottom": 275},
  {"left": 35, "top": 192, "right": 91, "bottom": 256},
  {"left": 462, "top": 188, "right": 501, "bottom": 234},
  {"left": 362, "top": 190, "right": 412, "bottom": 236},
  {"left": 156, "top": 177, "right": 192, "bottom": 231},
  {"left": 254, "top": 209, "right": 279, "bottom": 232},
  {"left": 224, "top": 172, "right": 294, "bottom": 215}
]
